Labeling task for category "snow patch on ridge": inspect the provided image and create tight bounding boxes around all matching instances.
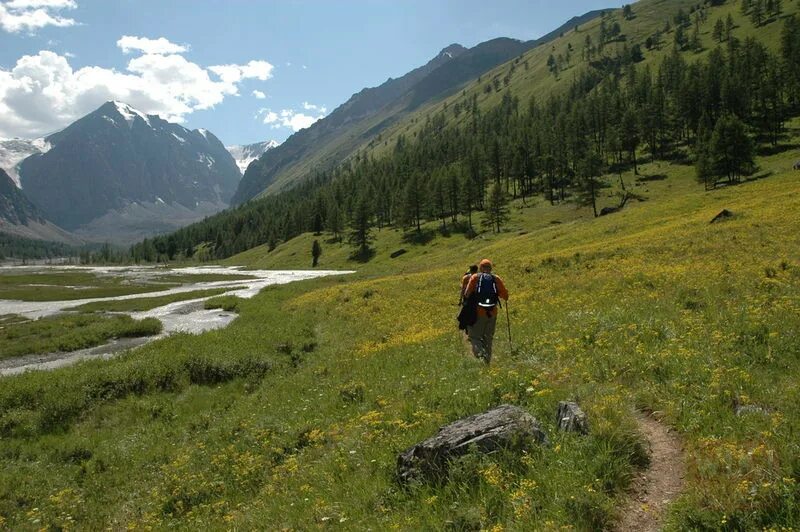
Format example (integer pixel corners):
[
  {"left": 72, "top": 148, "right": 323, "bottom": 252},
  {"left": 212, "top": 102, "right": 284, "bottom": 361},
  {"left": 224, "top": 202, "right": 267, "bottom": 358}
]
[
  {"left": 112, "top": 101, "right": 152, "bottom": 128},
  {"left": 0, "top": 137, "right": 52, "bottom": 188},
  {"left": 226, "top": 140, "right": 279, "bottom": 174}
]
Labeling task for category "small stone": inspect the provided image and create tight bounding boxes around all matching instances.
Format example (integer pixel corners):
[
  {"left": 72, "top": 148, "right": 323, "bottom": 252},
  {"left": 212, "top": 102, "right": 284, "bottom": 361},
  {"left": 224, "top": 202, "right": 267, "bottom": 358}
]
[
  {"left": 735, "top": 404, "right": 768, "bottom": 416},
  {"left": 556, "top": 401, "right": 589, "bottom": 434}
]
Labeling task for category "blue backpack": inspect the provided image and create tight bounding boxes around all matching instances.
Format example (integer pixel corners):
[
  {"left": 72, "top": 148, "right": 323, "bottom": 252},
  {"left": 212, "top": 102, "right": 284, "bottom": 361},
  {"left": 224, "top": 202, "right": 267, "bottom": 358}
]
[{"left": 476, "top": 273, "right": 499, "bottom": 309}]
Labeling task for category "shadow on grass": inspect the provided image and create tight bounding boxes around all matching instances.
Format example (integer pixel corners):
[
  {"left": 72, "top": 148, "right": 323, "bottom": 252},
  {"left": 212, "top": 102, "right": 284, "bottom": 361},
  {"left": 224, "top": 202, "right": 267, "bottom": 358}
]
[
  {"left": 755, "top": 143, "right": 800, "bottom": 157},
  {"left": 349, "top": 248, "right": 376, "bottom": 263},
  {"left": 402, "top": 228, "right": 436, "bottom": 245},
  {"left": 636, "top": 174, "right": 668, "bottom": 183}
]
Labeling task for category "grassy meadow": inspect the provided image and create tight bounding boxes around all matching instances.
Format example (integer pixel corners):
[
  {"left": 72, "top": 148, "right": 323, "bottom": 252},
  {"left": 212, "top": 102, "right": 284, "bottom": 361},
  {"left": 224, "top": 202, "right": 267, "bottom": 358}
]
[
  {"left": 0, "top": 138, "right": 798, "bottom": 530},
  {"left": 0, "top": 313, "right": 163, "bottom": 360}
]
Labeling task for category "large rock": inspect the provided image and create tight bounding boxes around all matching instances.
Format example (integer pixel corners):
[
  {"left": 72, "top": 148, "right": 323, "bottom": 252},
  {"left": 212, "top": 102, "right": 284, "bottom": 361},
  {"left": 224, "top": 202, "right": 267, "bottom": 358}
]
[
  {"left": 556, "top": 401, "right": 589, "bottom": 434},
  {"left": 396, "top": 404, "right": 548, "bottom": 483}
]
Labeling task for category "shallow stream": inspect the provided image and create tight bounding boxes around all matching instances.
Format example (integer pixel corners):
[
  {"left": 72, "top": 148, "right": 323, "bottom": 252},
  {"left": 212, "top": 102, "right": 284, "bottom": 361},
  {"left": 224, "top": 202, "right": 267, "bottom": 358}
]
[{"left": 0, "top": 265, "right": 351, "bottom": 376}]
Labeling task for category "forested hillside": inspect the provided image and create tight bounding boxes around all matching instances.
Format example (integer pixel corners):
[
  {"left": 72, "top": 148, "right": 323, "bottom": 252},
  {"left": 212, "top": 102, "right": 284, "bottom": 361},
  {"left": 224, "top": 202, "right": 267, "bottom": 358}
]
[{"left": 135, "top": 0, "right": 800, "bottom": 263}]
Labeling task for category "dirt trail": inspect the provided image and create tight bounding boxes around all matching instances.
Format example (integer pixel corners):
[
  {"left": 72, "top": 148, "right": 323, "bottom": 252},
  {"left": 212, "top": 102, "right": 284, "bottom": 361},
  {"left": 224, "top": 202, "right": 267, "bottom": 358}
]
[{"left": 615, "top": 413, "right": 686, "bottom": 532}]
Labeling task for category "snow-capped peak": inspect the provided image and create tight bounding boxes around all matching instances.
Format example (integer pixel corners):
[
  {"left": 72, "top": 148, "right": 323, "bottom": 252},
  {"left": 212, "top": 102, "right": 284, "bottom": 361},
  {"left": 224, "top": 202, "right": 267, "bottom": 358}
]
[
  {"left": 226, "top": 140, "right": 280, "bottom": 175},
  {"left": 111, "top": 101, "right": 151, "bottom": 127}
]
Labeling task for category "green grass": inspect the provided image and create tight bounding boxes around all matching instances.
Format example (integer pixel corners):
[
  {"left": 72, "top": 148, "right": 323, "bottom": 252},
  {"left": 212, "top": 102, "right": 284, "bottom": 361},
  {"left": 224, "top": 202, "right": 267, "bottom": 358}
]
[
  {"left": 68, "top": 288, "right": 230, "bottom": 313},
  {"left": 0, "top": 314, "right": 163, "bottom": 359},
  {"left": 0, "top": 271, "right": 180, "bottom": 302},
  {"left": 203, "top": 295, "right": 241, "bottom": 312},
  {"left": 0, "top": 144, "right": 798, "bottom": 529}
]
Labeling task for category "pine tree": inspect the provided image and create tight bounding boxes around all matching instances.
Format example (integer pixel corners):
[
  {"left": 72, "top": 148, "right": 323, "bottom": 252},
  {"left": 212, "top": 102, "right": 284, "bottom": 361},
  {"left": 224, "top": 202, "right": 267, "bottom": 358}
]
[
  {"left": 348, "top": 194, "right": 374, "bottom": 259},
  {"left": 311, "top": 239, "right": 322, "bottom": 267},
  {"left": 578, "top": 152, "right": 604, "bottom": 217},
  {"left": 623, "top": 4, "right": 634, "bottom": 20},
  {"left": 695, "top": 113, "right": 716, "bottom": 190},
  {"left": 709, "top": 113, "right": 755, "bottom": 184},
  {"left": 751, "top": 0, "right": 764, "bottom": 26},
  {"left": 621, "top": 109, "right": 640, "bottom": 174},
  {"left": 402, "top": 172, "right": 425, "bottom": 232},
  {"left": 482, "top": 182, "right": 510, "bottom": 234},
  {"left": 713, "top": 18, "right": 726, "bottom": 42}
]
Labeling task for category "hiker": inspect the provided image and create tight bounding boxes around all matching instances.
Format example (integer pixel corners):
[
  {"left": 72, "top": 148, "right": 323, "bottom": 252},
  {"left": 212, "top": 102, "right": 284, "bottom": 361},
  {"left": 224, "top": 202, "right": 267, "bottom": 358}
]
[
  {"left": 459, "top": 264, "right": 479, "bottom": 305},
  {"left": 457, "top": 264, "right": 479, "bottom": 332},
  {"left": 463, "top": 259, "right": 508, "bottom": 364}
]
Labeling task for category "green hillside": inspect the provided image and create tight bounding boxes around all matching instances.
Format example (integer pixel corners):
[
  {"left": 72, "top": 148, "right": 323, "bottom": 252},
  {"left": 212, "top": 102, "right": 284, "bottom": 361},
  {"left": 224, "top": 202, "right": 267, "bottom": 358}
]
[
  {"left": 136, "top": 0, "right": 800, "bottom": 264},
  {"left": 235, "top": 12, "right": 606, "bottom": 202}
]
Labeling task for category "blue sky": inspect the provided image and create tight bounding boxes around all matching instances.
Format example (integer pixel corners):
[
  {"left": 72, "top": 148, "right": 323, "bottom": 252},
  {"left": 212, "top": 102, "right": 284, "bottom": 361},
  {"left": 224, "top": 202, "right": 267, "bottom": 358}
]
[{"left": 0, "top": 0, "right": 624, "bottom": 145}]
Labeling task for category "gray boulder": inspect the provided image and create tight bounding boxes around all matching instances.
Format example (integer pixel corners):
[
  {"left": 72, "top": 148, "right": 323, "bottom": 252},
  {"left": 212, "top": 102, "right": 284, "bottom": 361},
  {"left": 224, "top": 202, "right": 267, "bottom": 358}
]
[
  {"left": 397, "top": 404, "right": 548, "bottom": 483},
  {"left": 556, "top": 401, "right": 589, "bottom": 434}
]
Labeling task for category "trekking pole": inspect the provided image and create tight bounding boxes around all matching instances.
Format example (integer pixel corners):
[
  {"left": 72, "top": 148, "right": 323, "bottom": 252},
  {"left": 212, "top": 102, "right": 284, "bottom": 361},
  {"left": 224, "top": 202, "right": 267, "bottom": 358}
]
[{"left": 505, "top": 300, "right": 513, "bottom": 353}]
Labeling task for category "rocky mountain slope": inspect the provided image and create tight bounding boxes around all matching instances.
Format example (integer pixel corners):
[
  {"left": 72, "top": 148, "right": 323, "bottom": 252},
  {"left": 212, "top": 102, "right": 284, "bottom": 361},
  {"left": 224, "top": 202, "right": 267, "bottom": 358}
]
[
  {"left": 0, "top": 168, "right": 76, "bottom": 243},
  {"left": 19, "top": 101, "right": 241, "bottom": 242}
]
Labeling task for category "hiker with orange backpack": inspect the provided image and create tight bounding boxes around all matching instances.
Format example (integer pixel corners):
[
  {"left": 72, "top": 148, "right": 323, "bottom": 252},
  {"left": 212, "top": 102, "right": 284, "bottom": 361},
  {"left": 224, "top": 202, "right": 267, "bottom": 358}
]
[{"left": 462, "top": 259, "right": 508, "bottom": 364}]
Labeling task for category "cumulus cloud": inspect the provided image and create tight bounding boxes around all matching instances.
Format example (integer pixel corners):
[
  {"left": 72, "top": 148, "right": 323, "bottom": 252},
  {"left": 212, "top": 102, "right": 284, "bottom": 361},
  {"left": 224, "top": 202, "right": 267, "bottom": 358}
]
[
  {"left": 0, "top": 42, "right": 276, "bottom": 138},
  {"left": 258, "top": 105, "right": 326, "bottom": 132},
  {"left": 208, "top": 61, "right": 272, "bottom": 84},
  {"left": 0, "top": 0, "right": 77, "bottom": 33},
  {"left": 117, "top": 35, "right": 188, "bottom": 55},
  {"left": 302, "top": 101, "right": 327, "bottom": 113},
  {"left": 252, "top": 90, "right": 266, "bottom": 99}
]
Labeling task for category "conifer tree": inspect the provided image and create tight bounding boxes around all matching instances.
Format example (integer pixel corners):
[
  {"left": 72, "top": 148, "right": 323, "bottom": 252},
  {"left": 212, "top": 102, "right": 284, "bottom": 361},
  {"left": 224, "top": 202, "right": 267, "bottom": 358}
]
[
  {"left": 713, "top": 18, "right": 726, "bottom": 42},
  {"left": 709, "top": 113, "right": 755, "bottom": 184},
  {"left": 348, "top": 194, "right": 374, "bottom": 258},
  {"left": 311, "top": 239, "right": 322, "bottom": 267},
  {"left": 482, "top": 182, "right": 510, "bottom": 233}
]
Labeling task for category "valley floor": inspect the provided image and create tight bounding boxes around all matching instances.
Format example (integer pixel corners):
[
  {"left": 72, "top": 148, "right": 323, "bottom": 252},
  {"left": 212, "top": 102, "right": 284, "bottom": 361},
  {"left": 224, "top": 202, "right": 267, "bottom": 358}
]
[{"left": 1, "top": 150, "right": 799, "bottom": 529}]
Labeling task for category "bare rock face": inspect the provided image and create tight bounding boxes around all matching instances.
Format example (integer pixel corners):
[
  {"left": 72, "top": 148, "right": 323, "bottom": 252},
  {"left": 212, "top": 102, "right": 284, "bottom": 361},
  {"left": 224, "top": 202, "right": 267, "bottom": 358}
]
[
  {"left": 556, "top": 401, "right": 589, "bottom": 434},
  {"left": 396, "top": 404, "right": 548, "bottom": 483}
]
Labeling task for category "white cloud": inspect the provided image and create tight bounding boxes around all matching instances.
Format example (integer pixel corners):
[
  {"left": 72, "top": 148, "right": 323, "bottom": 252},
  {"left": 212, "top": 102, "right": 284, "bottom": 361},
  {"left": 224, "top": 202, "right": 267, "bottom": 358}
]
[
  {"left": 302, "top": 101, "right": 327, "bottom": 113},
  {"left": 258, "top": 106, "right": 326, "bottom": 132},
  {"left": 117, "top": 35, "right": 188, "bottom": 55},
  {"left": 0, "top": 0, "right": 77, "bottom": 33},
  {"left": 6, "top": 0, "right": 75, "bottom": 7},
  {"left": 209, "top": 60, "right": 272, "bottom": 84},
  {"left": 0, "top": 44, "right": 276, "bottom": 138},
  {"left": 252, "top": 90, "right": 266, "bottom": 99}
]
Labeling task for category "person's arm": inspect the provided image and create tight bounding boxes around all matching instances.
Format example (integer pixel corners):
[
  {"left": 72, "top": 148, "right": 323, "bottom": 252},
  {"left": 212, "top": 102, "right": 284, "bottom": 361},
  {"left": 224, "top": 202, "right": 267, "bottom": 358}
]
[
  {"left": 464, "top": 274, "right": 478, "bottom": 298},
  {"left": 496, "top": 276, "right": 509, "bottom": 300}
]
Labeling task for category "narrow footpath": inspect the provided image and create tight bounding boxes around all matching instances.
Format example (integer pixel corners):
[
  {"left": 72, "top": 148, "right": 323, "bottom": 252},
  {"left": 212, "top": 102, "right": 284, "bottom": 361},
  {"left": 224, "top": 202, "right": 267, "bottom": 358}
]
[{"left": 616, "top": 412, "right": 686, "bottom": 532}]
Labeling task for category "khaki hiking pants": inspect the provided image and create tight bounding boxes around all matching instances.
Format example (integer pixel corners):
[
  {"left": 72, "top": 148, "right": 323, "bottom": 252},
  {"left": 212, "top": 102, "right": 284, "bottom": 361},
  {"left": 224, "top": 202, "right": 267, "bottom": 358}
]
[{"left": 468, "top": 312, "right": 497, "bottom": 363}]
